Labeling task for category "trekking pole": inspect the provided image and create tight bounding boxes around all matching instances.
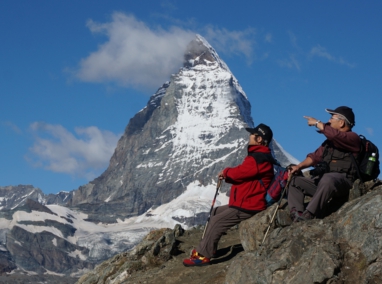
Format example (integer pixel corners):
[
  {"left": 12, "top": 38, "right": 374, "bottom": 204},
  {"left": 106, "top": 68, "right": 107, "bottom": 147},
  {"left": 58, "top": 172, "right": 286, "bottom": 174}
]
[
  {"left": 258, "top": 174, "right": 293, "bottom": 255},
  {"left": 201, "top": 178, "right": 222, "bottom": 240}
]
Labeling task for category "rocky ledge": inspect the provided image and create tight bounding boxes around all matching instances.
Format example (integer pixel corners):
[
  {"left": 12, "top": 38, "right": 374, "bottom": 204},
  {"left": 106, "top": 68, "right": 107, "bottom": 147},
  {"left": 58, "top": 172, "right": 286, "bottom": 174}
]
[{"left": 77, "top": 179, "right": 382, "bottom": 284}]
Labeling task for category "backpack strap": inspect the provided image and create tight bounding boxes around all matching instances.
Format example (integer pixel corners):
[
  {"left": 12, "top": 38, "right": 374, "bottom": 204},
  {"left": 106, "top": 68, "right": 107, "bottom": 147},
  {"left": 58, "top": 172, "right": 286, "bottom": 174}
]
[
  {"left": 248, "top": 152, "right": 279, "bottom": 166},
  {"left": 350, "top": 136, "right": 365, "bottom": 183},
  {"left": 351, "top": 154, "right": 363, "bottom": 183},
  {"left": 247, "top": 152, "right": 279, "bottom": 190}
]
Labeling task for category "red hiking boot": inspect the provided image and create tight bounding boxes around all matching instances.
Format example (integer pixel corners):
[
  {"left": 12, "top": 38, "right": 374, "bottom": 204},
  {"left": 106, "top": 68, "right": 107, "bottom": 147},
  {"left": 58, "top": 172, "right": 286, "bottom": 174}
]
[{"left": 183, "top": 250, "right": 211, "bottom": 267}]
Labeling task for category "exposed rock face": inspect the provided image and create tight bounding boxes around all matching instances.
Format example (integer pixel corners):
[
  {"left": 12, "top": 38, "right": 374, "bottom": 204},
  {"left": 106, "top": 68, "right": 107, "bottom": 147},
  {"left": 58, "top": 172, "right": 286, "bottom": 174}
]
[
  {"left": 77, "top": 225, "right": 185, "bottom": 284},
  {"left": 1, "top": 200, "right": 95, "bottom": 276},
  {"left": 6, "top": 226, "right": 92, "bottom": 274},
  {"left": 227, "top": 180, "right": 382, "bottom": 284},
  {"left": 0, "top": 185, "right": 72, "bottom": 211}
]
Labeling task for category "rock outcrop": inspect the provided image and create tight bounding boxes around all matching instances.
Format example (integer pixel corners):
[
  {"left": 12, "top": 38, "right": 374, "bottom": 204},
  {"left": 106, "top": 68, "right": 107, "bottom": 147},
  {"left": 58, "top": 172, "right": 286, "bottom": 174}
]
[
  {"left": 229, "top": 179, "right": 382, "bottom": 284},
  {"left": 0, "top": 185, "right": 72, "bottom": 211},
  {"left": 76, "top": 180, "right": 382, "bottom": 284},
  {"left": 77, "top": 225, "right": 185, "bottom": 284}
]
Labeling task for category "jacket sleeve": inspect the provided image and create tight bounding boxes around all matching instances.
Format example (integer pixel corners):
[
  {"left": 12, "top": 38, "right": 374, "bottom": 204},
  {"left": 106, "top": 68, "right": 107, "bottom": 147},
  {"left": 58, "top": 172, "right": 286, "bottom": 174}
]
[
  {"left": 307, "top": 123, "right": 361, "bottom": 165},
  {"left": 319, "top": 123, "right": 361, "bottom": 152},
  {"left": 307, "top": 145, "right": 325, "bottom": 166},
  {"left": 222, "top": 156, "right": 261, "bottom": 184}
]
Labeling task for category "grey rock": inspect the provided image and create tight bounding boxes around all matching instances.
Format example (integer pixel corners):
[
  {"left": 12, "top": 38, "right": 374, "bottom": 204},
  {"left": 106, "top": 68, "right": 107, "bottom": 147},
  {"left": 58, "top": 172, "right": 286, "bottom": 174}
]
[
  {"left": 0, "top": 185, "right": 74, "bottom": 212},
  {"left": 73, "top": 181, "right": 382, "bottom": 284},
  {"left": 6, "top": 225, "right": 94, "bottom": 274},
  {"left": 76, "top": 225, "right": 184, "bottom": 284},
  {"left": 0, "top": 185, "right": 45, "bottom": 211},
  {"left": 0, "top": 250, "right": 16, "bottom": 275},
  {"left": 225, "top": 182, "right": 382, "bottom": 284}
]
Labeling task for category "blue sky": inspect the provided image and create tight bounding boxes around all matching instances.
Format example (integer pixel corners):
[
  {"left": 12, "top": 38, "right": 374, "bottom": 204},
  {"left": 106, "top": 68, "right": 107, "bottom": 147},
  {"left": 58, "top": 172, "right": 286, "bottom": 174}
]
[{"left": 1, "top": 1, "right": 381, "bottom": 194}]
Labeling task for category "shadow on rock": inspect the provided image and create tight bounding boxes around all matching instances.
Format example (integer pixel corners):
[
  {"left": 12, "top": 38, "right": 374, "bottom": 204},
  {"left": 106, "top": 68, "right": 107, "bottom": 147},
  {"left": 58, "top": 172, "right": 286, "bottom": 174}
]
[{"left": 211, "top": 244, "right": 244, "bottom": 265}]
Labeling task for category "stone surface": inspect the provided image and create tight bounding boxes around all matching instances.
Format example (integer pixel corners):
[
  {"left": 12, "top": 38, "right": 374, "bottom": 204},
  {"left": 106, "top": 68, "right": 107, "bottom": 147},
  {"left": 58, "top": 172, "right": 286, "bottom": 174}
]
[
  {"left": 226, "top": 182, "right": 382, "bottom": 284},
  {"left": 76, "top": 181, "right": 382, "bottom": 284},
  {"left": 6, "top": 225, "right": 94, "bottom": 274}
]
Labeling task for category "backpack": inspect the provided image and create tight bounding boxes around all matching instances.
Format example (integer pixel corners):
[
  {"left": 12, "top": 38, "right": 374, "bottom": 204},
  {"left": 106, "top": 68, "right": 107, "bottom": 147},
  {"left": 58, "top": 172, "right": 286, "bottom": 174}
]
[
  {"left": 351, "top": 135, "right": 380, "bottom": 182},
  {"left": 248, "top": 153, "right": 290, "bottom": 207}
]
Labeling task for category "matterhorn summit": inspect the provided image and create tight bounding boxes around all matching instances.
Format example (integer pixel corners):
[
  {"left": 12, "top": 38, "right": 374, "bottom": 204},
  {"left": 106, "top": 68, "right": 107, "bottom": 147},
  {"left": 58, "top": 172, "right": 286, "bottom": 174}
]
[{"left": 68, "top": 35, "right": 297, "bottom": 224}]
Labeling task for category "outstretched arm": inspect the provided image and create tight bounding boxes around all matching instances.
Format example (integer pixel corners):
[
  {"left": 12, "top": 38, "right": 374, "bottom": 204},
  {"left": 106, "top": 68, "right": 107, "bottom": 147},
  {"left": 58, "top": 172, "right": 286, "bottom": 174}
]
[
  {"left": 303, "top": 116, "right": 324, "bottom": 131},
  {"left": 289, "top": 156, "right": 314, "bottom": 175}
]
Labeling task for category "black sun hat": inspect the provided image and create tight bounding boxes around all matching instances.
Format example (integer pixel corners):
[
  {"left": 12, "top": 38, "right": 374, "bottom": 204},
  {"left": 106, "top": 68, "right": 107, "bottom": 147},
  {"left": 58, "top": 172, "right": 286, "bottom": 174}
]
[
  {"left": 325, "top": 106, "right": 355, "bottom": 126},
  {"left": 245, "top": 123, "right": 273, "bottom": 144}
]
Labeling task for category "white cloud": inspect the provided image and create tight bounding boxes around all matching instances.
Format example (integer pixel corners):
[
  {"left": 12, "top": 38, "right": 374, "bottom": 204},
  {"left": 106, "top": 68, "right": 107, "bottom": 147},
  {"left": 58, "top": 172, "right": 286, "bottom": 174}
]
[
  {"left": 265, "top": 33, "right": 272, "bottom": 43},
  {"left": 278, "top": 54, "right": 301, "bottom": 70},
  {"left": 75, "top": 12, "right": 195, "bottom": 90},
  {"left": 27, "top": 122, "right": 121, "bottom": 180},
  {"left": 288, "top": 31, "right": 298, "bottom": 48},
  {"left": 310, "top": 45, "right": 355, "bottom": 67},
  {"left": 2, "top": 121, "right": 22, "bottom": 134},
  {"left": 310, "top": 45, "right": 335, "bottom": 61},
  {"left": 203, "top": 25, "right": 256, "bottom": 63},
  {"left": 366, "top": 127, "right": 374, "bottom": 136},
  {"left": 73, "top": 12, "right": 259, "bottom": 90}
]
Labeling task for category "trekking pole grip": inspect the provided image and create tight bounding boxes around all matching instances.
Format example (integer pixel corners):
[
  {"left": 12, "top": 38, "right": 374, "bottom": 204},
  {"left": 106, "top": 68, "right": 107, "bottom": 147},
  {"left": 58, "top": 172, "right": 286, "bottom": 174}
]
[{"left": 217, "top": 178, "right": 222, "bottom": 188}]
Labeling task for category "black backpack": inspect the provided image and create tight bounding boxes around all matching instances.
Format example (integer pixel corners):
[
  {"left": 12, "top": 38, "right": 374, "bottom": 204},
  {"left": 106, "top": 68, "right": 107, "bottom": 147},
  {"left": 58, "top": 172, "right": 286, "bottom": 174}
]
[{"left": 351, "top": 135, "right": 380, "bottom": 182}]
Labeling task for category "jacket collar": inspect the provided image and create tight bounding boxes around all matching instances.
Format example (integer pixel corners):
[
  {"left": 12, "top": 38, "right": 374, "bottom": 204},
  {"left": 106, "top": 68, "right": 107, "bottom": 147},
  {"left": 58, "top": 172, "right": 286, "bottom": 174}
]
[{"left": 248, "top": 145, "right": 271, "bottom": 154}]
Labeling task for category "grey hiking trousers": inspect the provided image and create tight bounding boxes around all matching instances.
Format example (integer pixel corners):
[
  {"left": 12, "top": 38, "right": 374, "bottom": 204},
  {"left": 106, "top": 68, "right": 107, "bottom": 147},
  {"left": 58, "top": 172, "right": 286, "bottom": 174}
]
[
  {"left": 196, "top": 205, "right": 257, "bottom": 259},
  {"left": 287, "top": 172, "right": 352, "bottom": 217}
]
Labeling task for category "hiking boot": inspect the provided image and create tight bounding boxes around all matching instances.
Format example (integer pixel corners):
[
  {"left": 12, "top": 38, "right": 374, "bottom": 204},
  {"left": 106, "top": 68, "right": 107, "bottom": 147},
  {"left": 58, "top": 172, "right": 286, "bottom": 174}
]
[
  {"left": 183, "top": 251, "right": 211, "bottom": 267},
  {"left": 289, "top": 208, "right": 296, "bottom": 219},
  {"left": 191, "top": 248, "right": 216, "bottom": 258},
  {"left": 290, "top": 208, "right": 302, "bottom": 221},
  {"left": 294, "top": 210, "right": 315, "bottom": 222}
]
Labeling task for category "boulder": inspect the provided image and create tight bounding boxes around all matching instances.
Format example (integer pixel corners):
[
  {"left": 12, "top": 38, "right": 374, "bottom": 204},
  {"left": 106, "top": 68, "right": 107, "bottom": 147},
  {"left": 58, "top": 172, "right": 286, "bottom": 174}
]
[{"left": 226, "top": 181, "right": 382, "bottom": 284}]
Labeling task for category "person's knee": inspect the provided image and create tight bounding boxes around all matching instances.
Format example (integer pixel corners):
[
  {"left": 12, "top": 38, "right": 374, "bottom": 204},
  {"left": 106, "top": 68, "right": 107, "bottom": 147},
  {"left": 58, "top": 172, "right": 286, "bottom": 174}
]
[
  {"left": 290, "top": 176, "right": 307, "bottom": 189},
  {"left": 318, "top": 174, "right": 337, "bottom": 187}
]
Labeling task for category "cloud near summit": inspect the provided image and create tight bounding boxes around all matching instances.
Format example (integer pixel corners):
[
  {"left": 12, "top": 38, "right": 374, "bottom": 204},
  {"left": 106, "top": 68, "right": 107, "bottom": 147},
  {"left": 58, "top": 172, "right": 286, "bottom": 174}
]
[
  {"left": 75, "top": 12, "right": 256, "bottom": 91},
  {"left": 75, "top": 13, "right": 195, "bottom": 90}
]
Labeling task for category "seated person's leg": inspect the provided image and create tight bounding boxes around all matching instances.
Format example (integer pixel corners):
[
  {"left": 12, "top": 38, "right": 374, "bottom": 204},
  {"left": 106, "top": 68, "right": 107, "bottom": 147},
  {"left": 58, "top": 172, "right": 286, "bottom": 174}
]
[
  {"left": 288, "top": 176, "right": 317, "bottom": 219},
  {"left": 306, "top": 172, "right": 351, "bottom": 217},
  {"left": 196, "top": 206, "right": 253, "bottom": 258}
]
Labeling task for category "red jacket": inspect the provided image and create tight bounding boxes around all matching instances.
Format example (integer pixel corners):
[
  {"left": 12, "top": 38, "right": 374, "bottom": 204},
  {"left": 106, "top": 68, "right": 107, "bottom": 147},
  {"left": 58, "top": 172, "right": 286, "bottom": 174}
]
[{"left": 222, "top": 145, "right": 274, "bottom": 212}]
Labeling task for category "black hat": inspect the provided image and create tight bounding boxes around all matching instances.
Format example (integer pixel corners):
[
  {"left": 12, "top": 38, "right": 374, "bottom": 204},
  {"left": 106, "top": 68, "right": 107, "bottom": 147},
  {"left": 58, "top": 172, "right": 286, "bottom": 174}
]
[
  {"left": 325, "top": 106, "right": 355, "bottom": 126},
  {"left": 246, "top": 123, "right": 273, "bottom": 144}
]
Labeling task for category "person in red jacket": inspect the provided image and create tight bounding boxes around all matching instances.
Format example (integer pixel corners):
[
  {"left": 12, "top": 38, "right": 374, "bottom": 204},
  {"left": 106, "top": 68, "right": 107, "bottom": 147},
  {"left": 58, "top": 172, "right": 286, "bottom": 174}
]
[
  {"left": 183, "top": 123, "right": 274, "bottom": 267},
  {"left": 288, "top": 106, "right": 361, "bottom": 221}
]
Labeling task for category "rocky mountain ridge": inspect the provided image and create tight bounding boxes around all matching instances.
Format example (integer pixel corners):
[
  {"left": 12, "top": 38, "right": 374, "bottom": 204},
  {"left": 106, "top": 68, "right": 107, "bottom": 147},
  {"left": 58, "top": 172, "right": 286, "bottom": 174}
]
[{"left": 0, "top": 185, "right": 72, "bottom": 211}]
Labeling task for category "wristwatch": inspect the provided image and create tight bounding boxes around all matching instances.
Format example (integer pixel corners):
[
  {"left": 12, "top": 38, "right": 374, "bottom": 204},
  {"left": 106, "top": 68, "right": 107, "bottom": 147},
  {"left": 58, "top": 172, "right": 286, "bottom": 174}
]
[{"left": 315, "top": 120, "right": 321, "bottom": 128}]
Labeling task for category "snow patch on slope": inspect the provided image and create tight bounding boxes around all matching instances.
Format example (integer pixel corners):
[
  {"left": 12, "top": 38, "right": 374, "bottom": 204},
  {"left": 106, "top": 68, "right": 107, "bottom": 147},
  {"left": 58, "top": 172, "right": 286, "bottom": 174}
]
[{"left": 0, "top": 181, "right": 229, "bottom": 263}]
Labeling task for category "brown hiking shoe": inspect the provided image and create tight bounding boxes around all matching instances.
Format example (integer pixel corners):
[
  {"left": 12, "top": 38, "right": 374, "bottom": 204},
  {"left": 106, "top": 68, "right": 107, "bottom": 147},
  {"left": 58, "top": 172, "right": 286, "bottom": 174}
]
[{"left": 294, "top": 210, "right": 315, "bottom": 222}]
